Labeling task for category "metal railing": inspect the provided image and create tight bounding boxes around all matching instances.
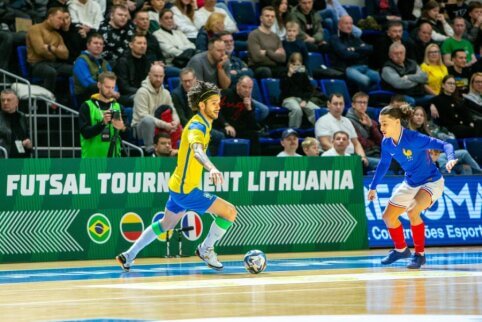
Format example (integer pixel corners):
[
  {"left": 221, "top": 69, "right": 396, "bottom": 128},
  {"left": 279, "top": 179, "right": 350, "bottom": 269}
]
[{"left": 0, "top": 146, "right": 8, "bottom": 159}]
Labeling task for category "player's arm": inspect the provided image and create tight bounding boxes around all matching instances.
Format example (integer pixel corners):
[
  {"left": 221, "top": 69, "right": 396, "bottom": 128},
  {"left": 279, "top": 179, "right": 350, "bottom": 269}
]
[
  {"left": 192, "top": 143, "right": 223, "bottom": 184},
  {"left": 367, "top": 144, "right": 392, "bottom": 201}
]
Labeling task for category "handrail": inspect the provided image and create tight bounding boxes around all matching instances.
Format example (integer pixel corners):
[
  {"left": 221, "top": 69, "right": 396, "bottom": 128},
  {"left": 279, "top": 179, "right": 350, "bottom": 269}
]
[{"left": 0, "top": 146, "right": 8, "bottom": 159}]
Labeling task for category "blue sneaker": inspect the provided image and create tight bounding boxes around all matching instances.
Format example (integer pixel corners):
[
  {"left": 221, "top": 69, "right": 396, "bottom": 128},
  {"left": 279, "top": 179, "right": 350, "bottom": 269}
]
[
  {"left": 381, "top": 248, "right": 411, "bottom": 265},
  {"left": 407, "top": 253, "right": 426, "bottom": 269}
]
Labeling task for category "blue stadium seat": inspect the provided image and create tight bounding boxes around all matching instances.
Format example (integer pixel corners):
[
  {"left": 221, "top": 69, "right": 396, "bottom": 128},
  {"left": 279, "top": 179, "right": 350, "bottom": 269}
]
[
  {"left": 366, "top": 106, "right": 381, "bottom": 121},
  {"left": 463, "top": 138, "right": 482, "bottom": 166},
  {"left": 343, "top": 5, "right": 363, "bottom": 24},
  {"left": 167, "top": 77, "right": 180, "bottom": 90},
  {"left": 227, "top": 1, "right": 258, "bottom": 30},
  {"left": 319, "top": 79, "right": 351, "bottom": 111},
  {"left": 445, "top": 137, "right": 460, "bottom": 150},
  {"left": 307, "top": 52, "right": 325, "bottom": 73},
  {"left": 218, "top": 138, "right": 250, "bottom": 156},
  {"left": 251, "top": 78, "right": 263, "bottom": 102},
  {"left": 314, "top": 108, "right": 328, "bottom": 121},
  {"left": 16, "top": 46, "right": 33, "bottom": 81},
  {"left": 68, "top": 77, "right": 79, "bottom": 110},
  {"left": 260, "top": 78, "right": 289, "bottom": 114}
]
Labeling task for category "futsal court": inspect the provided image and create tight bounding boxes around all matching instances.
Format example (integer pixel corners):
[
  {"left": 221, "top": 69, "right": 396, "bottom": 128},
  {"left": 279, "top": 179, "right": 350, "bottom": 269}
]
[{"left": 1, "top": 247, "right": 481, "bottom": 322}]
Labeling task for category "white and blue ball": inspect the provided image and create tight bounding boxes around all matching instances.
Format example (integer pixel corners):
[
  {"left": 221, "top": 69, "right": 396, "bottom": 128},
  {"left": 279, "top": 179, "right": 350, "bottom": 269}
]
[{"left": 243, "top": 250, "right": 267, "bottom": 274}]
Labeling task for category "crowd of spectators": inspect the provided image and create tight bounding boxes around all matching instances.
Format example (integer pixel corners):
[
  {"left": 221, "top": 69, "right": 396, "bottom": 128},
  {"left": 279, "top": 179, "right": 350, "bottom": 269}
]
[{"left": 0, "top": 0, "right": 481, "bottom": 173}]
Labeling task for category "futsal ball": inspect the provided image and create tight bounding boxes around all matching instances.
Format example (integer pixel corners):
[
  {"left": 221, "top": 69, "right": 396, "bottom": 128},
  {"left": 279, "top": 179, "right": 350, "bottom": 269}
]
[{"left": 243, "top": 250, "right": 267, "bottom": 274}]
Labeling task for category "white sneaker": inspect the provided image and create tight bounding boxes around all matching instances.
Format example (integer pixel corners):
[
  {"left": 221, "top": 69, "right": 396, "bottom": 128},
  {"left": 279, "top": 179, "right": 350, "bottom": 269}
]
[
  {"left": 195, "top": 245, "right": 223, "bottom": 270},
  {"left": 116, "top": 253, "right": 135, "bottom": 272}
]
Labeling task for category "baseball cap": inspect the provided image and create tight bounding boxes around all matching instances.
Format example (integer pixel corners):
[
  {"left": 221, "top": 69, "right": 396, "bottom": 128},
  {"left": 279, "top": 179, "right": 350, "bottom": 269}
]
[{"left": 281, "top": 128, "right": 299, "bottom": 139}]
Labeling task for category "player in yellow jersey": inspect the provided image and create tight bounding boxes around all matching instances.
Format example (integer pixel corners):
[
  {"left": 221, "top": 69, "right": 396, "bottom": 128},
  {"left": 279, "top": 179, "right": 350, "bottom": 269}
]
[{"left": 116, "top": 81, "right": 237, "bottom": 271}]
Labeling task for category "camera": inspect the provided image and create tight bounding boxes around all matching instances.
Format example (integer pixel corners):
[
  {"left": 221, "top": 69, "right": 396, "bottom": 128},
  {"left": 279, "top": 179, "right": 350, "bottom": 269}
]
[
  {"left": 110, "top": 109, "right": 121, "bottom": 121},
  {"left": 296, "top": 66, "right": 306, "bottom": 73}
]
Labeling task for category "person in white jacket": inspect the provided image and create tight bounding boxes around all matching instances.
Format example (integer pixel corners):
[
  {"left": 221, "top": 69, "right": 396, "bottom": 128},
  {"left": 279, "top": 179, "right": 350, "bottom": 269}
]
[
  {"left": 153, "top": 8, "right": 196, "bottom": 66},
  {"left": 132, "top": 64, "right": 181, "bottom": 153},
  {"left": 171, "top": 0, "right": 200, "bottom": 42},
  {"left": 68, "top": 0, "right": 104, "bottom": 31}
]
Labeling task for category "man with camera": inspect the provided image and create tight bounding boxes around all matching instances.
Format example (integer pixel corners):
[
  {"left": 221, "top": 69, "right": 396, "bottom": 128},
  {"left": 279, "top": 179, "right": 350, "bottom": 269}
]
[{"left": 79, "top": 71, "right": 127, "bottom": 158}]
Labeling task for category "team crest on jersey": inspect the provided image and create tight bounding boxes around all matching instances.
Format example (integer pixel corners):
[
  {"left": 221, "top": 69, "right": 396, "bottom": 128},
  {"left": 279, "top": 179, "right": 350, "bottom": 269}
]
[
  {"left": 203, "top": 192, "right": 214, "bottom": 200},
  {"left": 403, "top": 149, "right": 413, "bottom": 161}
]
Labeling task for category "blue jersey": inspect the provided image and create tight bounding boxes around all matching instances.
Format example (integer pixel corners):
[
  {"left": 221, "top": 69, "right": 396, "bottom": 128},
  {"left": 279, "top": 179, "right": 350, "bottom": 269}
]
[{"left": 369, "top": 128, "right": 455, "bottom": 189}]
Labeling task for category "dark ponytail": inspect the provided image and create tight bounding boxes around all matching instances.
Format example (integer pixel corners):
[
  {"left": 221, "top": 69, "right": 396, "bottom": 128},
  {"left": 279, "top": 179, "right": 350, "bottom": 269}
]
[{"left": 380, "top": 104, "right": 413, "bottom": 122}]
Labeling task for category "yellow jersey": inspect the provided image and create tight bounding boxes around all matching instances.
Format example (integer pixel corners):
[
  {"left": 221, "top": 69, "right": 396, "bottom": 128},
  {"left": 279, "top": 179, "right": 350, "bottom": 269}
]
[{"left": 168, "top": 113, "right": 212, "bottom": 194}]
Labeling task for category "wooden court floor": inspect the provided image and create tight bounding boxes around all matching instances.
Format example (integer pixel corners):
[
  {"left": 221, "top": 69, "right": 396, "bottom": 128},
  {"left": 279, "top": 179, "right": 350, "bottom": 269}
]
[{"left": 0, "top": 247, "right": 481, "bottom": 322}]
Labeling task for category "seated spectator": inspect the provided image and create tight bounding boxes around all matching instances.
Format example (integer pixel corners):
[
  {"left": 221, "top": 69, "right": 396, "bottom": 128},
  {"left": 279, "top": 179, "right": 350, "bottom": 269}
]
[
  {"left": 277, "top": 128, "right": 302, "bottom": 157},
  {"left": 409, "top": 105, "right": 481, "bottom": 175},
  {"left": 196, "top": 12, "right": 225, "bottom": 52},
  {"left": 321, "top": 130, "right": 350, "bottom": 156},
  {"left": 301, "top": 136, "right": 320, "bottom": 156},
  {"left": 447, "top": 49, "right": 472, "bottom": 97},
  {"left": 445, "top": 0, "right": 469, "bottom": 21},
  {"left": 282, "top": 21, "right": 309, "bottom": 72},
  {"left": 48, "top": 0, "right": 69, "bottom": 10},
  {"left": 365, "top": 0, "right": 402, "bottom": 27},
  {"left": 219, "top": 32, "right": 254, "bottom": 86},
  {"left": 420, "top": 43, "right": 447, "bottom": 95},
  {"left": 410, "top": 22, "right": 435, "bottom": 64},
  {"left": 194, "top": 0, "right": 238, "bottom": 33},
  {"left": 330, "top": 15, "right": 379, "bottom": 92},
  {"left": 0, "top": 89, "right": 32, "bottom": 158},
  {"left": 98, "top": 5, "right": 135, "bottom": 66},
  {"left": 215, "top": 76, "right": 261, "bottom": 155},
  {"left": 326, "top": 0, "right": 362, "bottom": 38},
  {"left": 133, "top": 10, "right": 164, "bottom": 65},
  {"left": 416, "top": 0, "right": 454, "bottom": 42},
  {"left": 151, "top": 132, "right": 178, "bottom": 157},
  {"left": 345, "top": 92, "right": 383, "bottom": 158},
  {"left": 272, "top": 0, "right": 288, "bottom": 40},
  {"left": 429, "top": 75, "right": 481, "bottom": 137},
  {"left": 466, "top": 1, "right": 482, "bottom": 43},
  {"left": 288, "top": 0, "right": 326, "bottom": 52},
  {"left": 59, "top": 9, "right": 86, "bottom": 64},
  {"left": 26, "top": 7, "right": 73, "bottom": 93},
  {"left": 463, "top": 72, "right": 482, "bottom": 121},
  {"left": 381, "top": 43, "right": 432, "bottom": 108},
  {"left": 79, "top": 71, "right": 127, "bottom": 158},
  {"left": 153, "top": 8, "right": 196, "bottom": 68},
  {"left": 373, "top": 21, "right": 416, "bottom": 69},
  {"left": 68, "top": 0, "right": 103, "bottom": 33},
  {"left": 114, "top": 34, "right": 150, "bottom": 107},
  {"left": 73, "top": 33, "right": 115, "bottom": 104},
  {"left": 315, "top": 93, "right": 375, "bottom": 170},
  {"left": 132, "top": 64, "right": 181, "bottom": 154},
  {"left": 441, "top": 17, "right": 477, "bottom": 67},
  {"left": 280, "top": 52, "right": 320, "bottom": 128},
  {"left": 247, "top": 6, "right": 286, "bottom": 79},
  {"left": 146, "top": 0, "right": 166, "bottom": 32},
  {"left": 171, "top": 0, "right": 200, "bottom": 42},
  {"left": 187, "top": 36, "right": 231, "bottom": 89}
]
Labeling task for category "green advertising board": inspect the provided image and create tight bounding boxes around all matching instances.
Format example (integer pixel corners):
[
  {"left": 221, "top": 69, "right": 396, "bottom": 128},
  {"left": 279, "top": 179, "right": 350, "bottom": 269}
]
[{"left": 0, "top": 156, "right": 367, "bottom": 263}]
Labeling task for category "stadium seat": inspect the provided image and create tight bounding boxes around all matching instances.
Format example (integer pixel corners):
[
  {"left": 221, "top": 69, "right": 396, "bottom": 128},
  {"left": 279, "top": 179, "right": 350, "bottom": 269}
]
[
  {"left": 68, "top": 77, "right": 79, "bottom": 110},
  {"left": 218, "top": 138, "right": 250, "bottom": 156},
  {"left": 16, "top": 46, "right": 32, "bottom": 81},
  {"left": 314, "top": 108, "right": 328, "bottom": 121},
  {"left": 307, "top": 52, "right": 325, "bottom": 74},
  {"left": 343, "top": 5, "right": 363, "bottom": 24},
  {"left": 319, "top": 79, "right": 351, "bottom": 111},
  {"left": 227, "top": 1, "right": 258, "bottom": 30},
  {"left": 445, "top": 137, "right": 460, "bottom": 150},
  {"left": 462, "top": 138, "right": 482, "bottom": 166},
  {"left": 167, "top": 77, "right": 180, "bottom": 91},
  {"left": 260, "top": 78, "right": 289, "bottom": 114},
  {"left": 366, "top": 106, "right": 381, "bottom": 121},
  {"left": 251, "top": 78, "right": 263, "bottom": 102}
]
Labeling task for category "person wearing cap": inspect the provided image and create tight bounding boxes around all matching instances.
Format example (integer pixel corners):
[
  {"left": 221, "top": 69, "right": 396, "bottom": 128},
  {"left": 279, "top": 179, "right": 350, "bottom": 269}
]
[{"left": 277, "top": 128, "right": 302, "bottom": 157}]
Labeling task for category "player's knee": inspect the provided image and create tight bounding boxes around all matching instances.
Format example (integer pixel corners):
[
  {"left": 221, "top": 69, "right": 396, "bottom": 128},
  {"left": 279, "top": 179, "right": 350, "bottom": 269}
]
[
  {"left": 225, "top": 203, "right": 237, "bottom": 222},
  {"left": 406, "top": 207, "right": 422, "bottom": 222}
]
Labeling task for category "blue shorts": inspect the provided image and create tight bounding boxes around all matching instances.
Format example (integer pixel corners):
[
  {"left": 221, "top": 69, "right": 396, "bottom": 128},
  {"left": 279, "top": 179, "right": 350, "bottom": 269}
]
[{"left": 165, "top": 188, "right": 217, "bottom": 214}]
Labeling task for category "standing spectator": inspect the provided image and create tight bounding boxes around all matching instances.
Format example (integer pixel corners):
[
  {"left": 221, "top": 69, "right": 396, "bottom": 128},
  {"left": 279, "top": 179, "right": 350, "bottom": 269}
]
[
  {"left": 417, "top": 1, "right": 453, "bottom": 42},
  {"left": 79, "top": 71, "right": 127, "bottom": 158},
  {"left": 447, "top": 49, "right": 472, "bottom": 96},
  {"left": 272, "top": 0, "right": 288, "bottom": 40},
  {"left": 330, "top": 15, "right": 379, "bottom": 92},
  {"left": 132, "top": 64, "right": 181, "bottom": 154},
  {"left": 277, "top": 128, "right": 302, "bottom": 157},
  {"left": 288, "top": 0, "right": 325, "bottom": 52},
  {"left": 321, "top": 131, "right": 350, "bottom": 156},
  {"left": 247, "top": 6, "right": 286, "bottom": 78},
  {"left": 99, "top": 5, "right": 135, "bottom": 66},
  {"left": 420, "top": 43, "right": 448, "bottom": 95},
  {"left": 280, "top": 52, "right": 320, "bottom": 128},
  {"left": 0, "top": 90, "right": 32, "bottom": 158},
  {"left": 187, "top": 36, "right": 231, "bottom": 89},
  {"left": 171, "top": 0, "right": 200, "bottom": 42},
  {"left": 411, "top": 22, "right": 434, "bottom": 64},
  {"left": 73, "top": 33, "right": 114, "bottom": 103},
  {"left": 301, "top": 137, "right": 320, "bottom": 156},
  {"left": 216, "top": 76, "right": 261, "bottom": 155},
  {"left": 194, "top": 0, "right": 238, "bottom": 33},
  {"left": 68, "top": 0, "right": 104, "bottom": 32},
  {"left": 441, "top": 17, "right": 477, "bottom": 67},
  {"left": 26, "top": 7, "right": 73, "bottom": 93},
  {"left": 153, "top": 8, "right": 196, "bottom": 68},
  {"left": 114, "top": 34, "right": 150, "bottom": 107},
  {"left": 429, "top": 75, "right": 481, "bottom": 137},
  {"left": 345, "top": 92, "right": 383, "bottom": 158}
]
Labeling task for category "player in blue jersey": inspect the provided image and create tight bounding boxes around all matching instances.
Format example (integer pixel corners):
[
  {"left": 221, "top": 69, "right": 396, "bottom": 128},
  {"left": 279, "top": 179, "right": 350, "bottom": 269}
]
[
  {"left": 116, "top": 81, "right": 237, "bottom": 272},
  {"left": 367, "top": 104, "right": 458, "bottom": 269}
]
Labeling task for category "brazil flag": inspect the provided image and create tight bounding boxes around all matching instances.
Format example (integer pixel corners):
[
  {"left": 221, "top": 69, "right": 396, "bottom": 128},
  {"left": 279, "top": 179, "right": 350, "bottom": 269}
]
[{"left": 87, "top": 214, "right": 111, "bottom": 244}]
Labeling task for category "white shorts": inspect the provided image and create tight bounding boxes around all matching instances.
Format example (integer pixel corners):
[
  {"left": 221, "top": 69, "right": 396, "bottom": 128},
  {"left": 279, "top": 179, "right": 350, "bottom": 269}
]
[{"left": 389, "top": 177, "right": 444, "bottom": 209}]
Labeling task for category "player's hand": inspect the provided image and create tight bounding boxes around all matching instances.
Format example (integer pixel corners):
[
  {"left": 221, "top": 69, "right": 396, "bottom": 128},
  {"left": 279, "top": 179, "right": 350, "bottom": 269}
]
[
  {"left": 367, "top": 189, "right": 377, "bottom": 201},
  {"left": 103, "top": 110, "right": 112, "bottom": 124},
  {"left": 445, "top": 159, "right": 458, "bottom": 173},
  {"left": 209, "top": 167, "right": 224, "bottom": 185}
]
